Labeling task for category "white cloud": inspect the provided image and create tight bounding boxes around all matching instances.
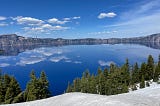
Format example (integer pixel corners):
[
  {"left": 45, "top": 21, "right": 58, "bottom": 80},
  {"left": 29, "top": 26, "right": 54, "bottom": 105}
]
[
  {"left": 98, "top": 60, "right": 116, "bottom": 66},
  {"left": 48, "top": 18, "right": 69, "bottom": 24},
  {"left": 65, "top": 60, "right": 72, "bottom": 63},
  {"left": 0, "top": 23, "right": 8, "bottom": 26},
  {"left": 9, "top": 16, "right": 80, "bottom": 36},
  {"left": 16, "top": 56, "right": 46, "bottom": 66},
  {"left": 10, "top": 22, "right": 14, "bottom": 24},
  {"left": 88, "top": 30, "right": 118, "bottom": 35},
  {"left": 52, "top": 25, "right": 69, "bottom": 30},
  {"left": 104, "top": 0, "right": 160, "bottom": 37},
  {"left": 98, "top": 12, "right": 117, "bottom": 19},
  {"left": 0, "top": 16, "right": 7, "bottom": 20},
  {"left": 63, "top": 18, "right": 71, "bottom": 21},
  {"left": 0, "top": 63, "right": 10, "bottom": 67},
  {"left": 48, "top": 16, "right": 80, "bottom": 24},
  {"left": 120, "top": 0, "right": 160, "bottom": 20},
  {"left": 12, "top": 16, "right": 44, "bottom": 26},
  {"left": 72, "top": 16, "right": 80, "bottom": 19},
  {"left": 73, "top": 61, "right": 82, "bottom": 64},
  {"left": 50, "top": 56, "right": 69, "bottom": 62},
  {"left": 33, "top": 47, "right": 63, "bottom": 56},
  {"left": 22, "top": 24, "right": 69, "bottom": 34}
]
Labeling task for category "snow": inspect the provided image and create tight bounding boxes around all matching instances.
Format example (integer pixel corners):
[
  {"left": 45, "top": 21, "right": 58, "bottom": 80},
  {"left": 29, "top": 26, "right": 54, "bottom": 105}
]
[{"left": 2, "top": 83, "right": 160, "bottom": 106}]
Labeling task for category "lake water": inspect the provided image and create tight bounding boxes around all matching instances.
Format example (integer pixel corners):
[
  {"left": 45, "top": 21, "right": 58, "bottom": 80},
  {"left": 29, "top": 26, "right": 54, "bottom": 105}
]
[{"left": 0, "top": 44, "right": 160, "bottom": 95}]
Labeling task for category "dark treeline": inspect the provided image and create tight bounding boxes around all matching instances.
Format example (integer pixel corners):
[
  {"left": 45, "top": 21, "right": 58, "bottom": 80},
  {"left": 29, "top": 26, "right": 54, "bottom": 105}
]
[
  {"left": 66, "top": 55, "right": 160, "bottom": 95},
  {"left": 0, "top": 70, "right": 50, "bottom": 104}
]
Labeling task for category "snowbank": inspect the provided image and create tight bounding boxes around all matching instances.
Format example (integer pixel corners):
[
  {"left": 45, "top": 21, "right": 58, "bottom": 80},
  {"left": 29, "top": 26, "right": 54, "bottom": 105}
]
[{"left": 1, "top": 83, "right": 160, "bottom": 106}]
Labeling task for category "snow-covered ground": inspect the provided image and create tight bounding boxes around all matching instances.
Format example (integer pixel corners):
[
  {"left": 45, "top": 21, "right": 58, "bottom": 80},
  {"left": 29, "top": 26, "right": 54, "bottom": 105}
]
[{"left": 2, "top": 82, "right": 160, "bottom": 106}]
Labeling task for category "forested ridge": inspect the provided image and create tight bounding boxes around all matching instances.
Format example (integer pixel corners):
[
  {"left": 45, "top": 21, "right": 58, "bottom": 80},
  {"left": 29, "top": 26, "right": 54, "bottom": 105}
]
[{"left": 66, "top": 55, "right": 160, "bottom": 95}]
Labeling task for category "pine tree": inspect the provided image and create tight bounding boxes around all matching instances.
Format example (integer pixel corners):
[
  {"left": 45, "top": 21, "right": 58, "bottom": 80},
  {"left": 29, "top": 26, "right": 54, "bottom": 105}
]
[
  {"left": 99, "top": 73, "right": 105, "bottom": 95},
  {"left": 39, "top": 71, "right": 50, "bottom": 99},
  {"left": 97, "top": 67, "right": 102, "bottom": 75},
  {"left": 96, "top": 68, "right": 101, "bottom": 94},
  {"left": 146, "top": 55, "right": 154, "bottom": 80},
  {"left": 5, "top": 77, "right": 21, "bottom": 104},
  {"left": 104, "top": 80, "right": 110, "bottom": 95},
  {"left": 12, "top": 92, "right": 24, "bottom": 103},
  {"left": 89, "top": 74, "right": 97, "bottom": 94},
  {"left": 153, "top": 55, "right": 160, "bottom": 82},
  {"left": 25, "top": 71, "right": 38, "bottom": 101},
  {"left": 125, "top": 59, "right": 130, "bottom": 85},
  {"left": 103, "top": 68, "right": 108, "bottom": 80},
  {"left": 3, "top": 74, "right": 11, "bottom": 91},
  {"left": 73, "top": 78, "right": 81, "bottom": 92},
  {"left": 80, "top": 70, "right": 90, "bottom": 93},
  {"left": 66, "top": 55, "right": 160, "bottom": 96},
  {"left": 0, "top": 70, "right": 4, "bottom": 104},
  {"left": 0, "top": 79, "right": 4, "bottom": 104},
  {"left": 140, "top": 75, "right": 145, "bottom": 88},
  {"left": 140, "top": 62, "right": 147, "bottom": 80},
  {"left": 66, "top": 82, "right": 73, "bottom": 93},
  {"left": 121, "top": 59, "right": 130, "bottom": 86},
  {"left": 132, "top": 62, "right": 139, "bottom": 83},
  {"left": 110, "top": 63, "right": 115, "bottom": 73}
]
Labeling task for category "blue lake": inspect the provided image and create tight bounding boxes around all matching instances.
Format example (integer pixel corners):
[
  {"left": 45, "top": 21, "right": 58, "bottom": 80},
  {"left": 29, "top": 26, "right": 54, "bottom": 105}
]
[{"left": 0, "top": 44, "right": 160, "bottom": 95}]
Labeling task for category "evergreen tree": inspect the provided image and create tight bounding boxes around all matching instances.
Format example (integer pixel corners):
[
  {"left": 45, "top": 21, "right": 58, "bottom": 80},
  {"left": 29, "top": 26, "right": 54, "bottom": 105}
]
[
  {"left": 103, "top": 68, "right": 108, "bottom": 80},
  {"left": 97, "top": 67, "right": 102, "bottom": 75},
  {"left": 5, "top": 77, "right": 21, "bottom": 104},
  {"left": 73, "top": 78, "right": 81, "bottom": 92},
  {"left": 25, "top": 71, "right": 38, "bottom": 101},
  {"left": 0, "top": 70, "right": 4, "bottom": 103},
  {"left": 3, "top": 74, "right": 11, "bottom": 91},
  {"left": 132, "top": 62, "right": 139, "bottom": 83},
  {"left": 0, "top": 79, "right": 4, "bottom": 104},
  {"left": 66, "top": 82, "right": 73, "bottom": 93},
  {"left": 98, "top": 73, "right": 105, "bottom": 95},
  {"left": 12, "top": 92, "right": 24, "bottom": 103},
  {"left": 153, "top": 55, "right": 160, "bottom": 82},
  {"left": 66, "top": 55, "right": 159, "bottom": 96},
  {"left": 89, "top": 74, "right": 97, "bottom": 94},
  {"left": 110, "top": 63, "right": 115, "bottom": 73},
  {"left": 146, "top": 55, "right": 154, "bottom": 80},
  {"left": 140, "top": 75, "right": 145, "bottom": 88},
  {"left": 121, "top": 59, "right": 130, "bottom": 86},
  {"left": 140, "top": 62, "right": 147, "bottom": 80},
  {"left": 39, "top": 71, "right": 50, "bottom": 99},
  {"left": 80, "top": 70, "right": 90, "bottom": 93},
  {"left": 96, "top": 68, "right": 102, "bottom": 94},
  {"left": 104, "top": 80, "right": 110, "bottom": 95}
]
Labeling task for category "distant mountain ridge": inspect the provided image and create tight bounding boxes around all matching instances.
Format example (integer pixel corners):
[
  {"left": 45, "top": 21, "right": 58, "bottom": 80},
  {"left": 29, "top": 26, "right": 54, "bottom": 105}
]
[
  {"left": 0, "top": 33, "right": 160, "bottom": 46},
  {"left": 0, "top": 33, "right": 160, "bottom": 56}
]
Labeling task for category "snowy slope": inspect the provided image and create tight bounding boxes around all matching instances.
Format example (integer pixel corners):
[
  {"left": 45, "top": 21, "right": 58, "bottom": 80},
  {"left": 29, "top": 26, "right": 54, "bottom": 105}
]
[{"left": 1, "top": 83, "right": 160, "bottom": 106}]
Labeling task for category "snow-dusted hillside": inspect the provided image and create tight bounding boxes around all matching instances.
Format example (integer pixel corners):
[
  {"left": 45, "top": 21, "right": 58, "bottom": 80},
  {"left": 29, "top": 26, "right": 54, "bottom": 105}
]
[{"left": 2, "top": 83, "right": 160, "bottom": 106}]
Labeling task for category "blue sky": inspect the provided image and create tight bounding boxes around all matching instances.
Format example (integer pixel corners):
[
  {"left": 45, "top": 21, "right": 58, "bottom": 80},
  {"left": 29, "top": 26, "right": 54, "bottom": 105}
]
[{"left": 0, "top": 0, "right": 160, "bottom": 38}]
